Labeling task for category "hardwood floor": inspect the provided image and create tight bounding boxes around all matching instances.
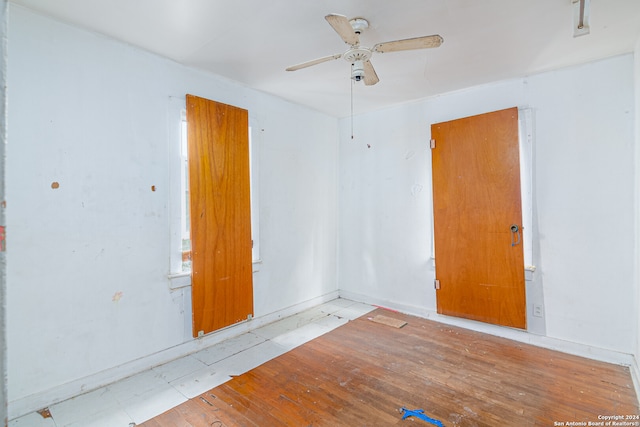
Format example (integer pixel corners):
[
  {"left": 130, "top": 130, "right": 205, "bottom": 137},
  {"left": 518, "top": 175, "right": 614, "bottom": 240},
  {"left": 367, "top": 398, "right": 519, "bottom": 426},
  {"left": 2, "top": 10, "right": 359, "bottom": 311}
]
[{"left": 141, "top": 308, "right": 639, "bottom": 426}]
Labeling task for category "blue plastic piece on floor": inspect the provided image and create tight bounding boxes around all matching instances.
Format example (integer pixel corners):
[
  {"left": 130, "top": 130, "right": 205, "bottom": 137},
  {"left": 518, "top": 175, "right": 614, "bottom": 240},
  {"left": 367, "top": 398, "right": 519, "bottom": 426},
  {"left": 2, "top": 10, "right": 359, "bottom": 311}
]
[{"left": 400, "top": 407, "right": 445, "bottom": 427}]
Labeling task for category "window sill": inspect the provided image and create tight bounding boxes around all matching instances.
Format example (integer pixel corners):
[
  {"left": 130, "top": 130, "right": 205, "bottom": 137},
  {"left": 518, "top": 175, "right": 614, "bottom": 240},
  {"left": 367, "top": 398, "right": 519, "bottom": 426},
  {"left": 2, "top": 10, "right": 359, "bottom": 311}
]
[
  {"left": 525, "top": 265, "right": 536, "bottom": 281},
  {"left": 168, "top": 271, "right": 191, "bottom": 290},
  {"left": 168, "top": 259, "right": 263, "bottom": 290}
]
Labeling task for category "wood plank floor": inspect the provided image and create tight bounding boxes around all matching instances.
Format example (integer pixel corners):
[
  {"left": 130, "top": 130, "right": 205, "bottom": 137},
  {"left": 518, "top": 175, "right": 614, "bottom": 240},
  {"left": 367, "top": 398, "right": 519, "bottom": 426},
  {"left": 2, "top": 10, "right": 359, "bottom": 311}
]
[{"left": 141, "top": 309, "right": 639, "bottom": 426}]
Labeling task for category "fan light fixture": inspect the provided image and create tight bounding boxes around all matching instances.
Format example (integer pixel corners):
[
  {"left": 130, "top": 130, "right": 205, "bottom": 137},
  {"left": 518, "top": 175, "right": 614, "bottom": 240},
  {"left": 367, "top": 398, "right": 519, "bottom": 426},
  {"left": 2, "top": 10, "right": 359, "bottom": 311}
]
[{"left": 351, "top": 60, "right": 365, "bottom": 82}]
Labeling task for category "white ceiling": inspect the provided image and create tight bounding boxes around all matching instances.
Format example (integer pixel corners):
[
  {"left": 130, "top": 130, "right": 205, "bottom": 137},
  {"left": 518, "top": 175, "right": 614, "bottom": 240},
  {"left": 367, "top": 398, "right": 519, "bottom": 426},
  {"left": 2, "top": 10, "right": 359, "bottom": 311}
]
[{"left": 10, "top": 0, "right": 640, "bottom": 117}]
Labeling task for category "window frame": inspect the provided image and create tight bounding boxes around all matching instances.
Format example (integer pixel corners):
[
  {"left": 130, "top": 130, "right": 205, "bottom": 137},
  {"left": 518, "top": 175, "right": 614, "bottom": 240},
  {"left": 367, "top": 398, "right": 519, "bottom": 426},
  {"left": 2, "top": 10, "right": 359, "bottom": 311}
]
[{"left": 168, "top": 97, "right": 260, "bottom": 289}]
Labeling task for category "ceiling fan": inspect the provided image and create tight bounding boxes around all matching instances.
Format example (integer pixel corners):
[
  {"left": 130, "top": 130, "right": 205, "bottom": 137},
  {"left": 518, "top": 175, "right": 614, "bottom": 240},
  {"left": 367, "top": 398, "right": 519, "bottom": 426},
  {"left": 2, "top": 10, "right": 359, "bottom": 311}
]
[{"left": 286, "top": 13, "right": 443, "bottom": 85}]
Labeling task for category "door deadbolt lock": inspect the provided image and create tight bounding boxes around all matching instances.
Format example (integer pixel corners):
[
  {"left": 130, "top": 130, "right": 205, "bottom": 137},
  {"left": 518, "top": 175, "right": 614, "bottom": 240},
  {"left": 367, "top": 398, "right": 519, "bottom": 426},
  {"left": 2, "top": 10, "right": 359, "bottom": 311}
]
[{"left": 510, "top": 224, "right": 519, "bottom": 233}]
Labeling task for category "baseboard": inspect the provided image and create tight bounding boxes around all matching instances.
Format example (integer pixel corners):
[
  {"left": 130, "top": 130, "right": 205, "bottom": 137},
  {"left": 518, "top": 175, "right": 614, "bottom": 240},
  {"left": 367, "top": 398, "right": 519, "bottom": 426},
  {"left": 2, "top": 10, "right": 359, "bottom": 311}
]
[
  {"left": 8, "top": 290, "right": 340, "bottom": 421},
  {"left": 630, "top": 355, "right": 640, "bottom": 405},
  {"left": 339, "top": 290, "right": 637, "bottom": 368}
]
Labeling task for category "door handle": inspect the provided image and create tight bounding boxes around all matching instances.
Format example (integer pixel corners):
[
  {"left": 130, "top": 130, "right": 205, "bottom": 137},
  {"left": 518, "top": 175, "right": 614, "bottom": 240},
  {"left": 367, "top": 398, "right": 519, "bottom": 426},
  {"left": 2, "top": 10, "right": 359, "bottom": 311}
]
[{"left": 510, "top": 224, "right": 521, "bottom": 246}]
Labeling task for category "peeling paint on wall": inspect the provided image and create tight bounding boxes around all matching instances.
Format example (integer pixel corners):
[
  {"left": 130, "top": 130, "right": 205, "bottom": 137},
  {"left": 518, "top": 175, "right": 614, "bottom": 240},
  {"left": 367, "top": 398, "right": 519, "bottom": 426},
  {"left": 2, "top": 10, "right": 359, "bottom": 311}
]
[{"left": 112, "top": 291, "right": 123, "bottom": 302}]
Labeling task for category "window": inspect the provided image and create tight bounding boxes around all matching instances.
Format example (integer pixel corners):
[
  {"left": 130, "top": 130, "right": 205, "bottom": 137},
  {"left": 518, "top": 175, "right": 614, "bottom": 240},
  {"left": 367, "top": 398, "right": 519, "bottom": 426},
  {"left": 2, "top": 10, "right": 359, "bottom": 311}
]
[
  {"left": 168, "top": 96, "right": 259, "bottom": 284},
  {"left": 429, "top": 107, "right": 533, "bottom": 271},
  {"left": 180, "top": 111, "right": 191, "bottom": 271},
  {"left": 248, "top": 121, "right": 260, "bottom": 263}
]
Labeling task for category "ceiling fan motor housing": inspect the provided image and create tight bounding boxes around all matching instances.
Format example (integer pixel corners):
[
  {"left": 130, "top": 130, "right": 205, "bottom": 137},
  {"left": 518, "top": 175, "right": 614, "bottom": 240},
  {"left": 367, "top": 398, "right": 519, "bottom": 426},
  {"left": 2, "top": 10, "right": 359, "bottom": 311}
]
[
  {"left": 343, "top": 47, "right": 371, "bottom": 81},
  {"left": 343, "top": 47, "right": 372, "bottom": 63}
]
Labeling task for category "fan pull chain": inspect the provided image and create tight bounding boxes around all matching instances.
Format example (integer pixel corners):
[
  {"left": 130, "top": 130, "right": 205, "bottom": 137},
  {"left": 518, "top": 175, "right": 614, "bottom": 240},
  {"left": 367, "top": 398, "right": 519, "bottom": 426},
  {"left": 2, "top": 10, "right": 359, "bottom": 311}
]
[{"left": 350, "top": 76, "right": 354, "bottom": 139}]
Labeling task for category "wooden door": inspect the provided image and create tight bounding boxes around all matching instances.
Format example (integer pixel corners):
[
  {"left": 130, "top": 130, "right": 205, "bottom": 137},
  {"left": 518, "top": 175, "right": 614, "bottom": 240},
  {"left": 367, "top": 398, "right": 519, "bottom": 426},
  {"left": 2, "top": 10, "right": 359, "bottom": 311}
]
[
  {"left": 431, "top": 107, "right": 526, "bottom": 329},
  {"left": 186, "top": 94, "right": 253, "bottom": 337}
]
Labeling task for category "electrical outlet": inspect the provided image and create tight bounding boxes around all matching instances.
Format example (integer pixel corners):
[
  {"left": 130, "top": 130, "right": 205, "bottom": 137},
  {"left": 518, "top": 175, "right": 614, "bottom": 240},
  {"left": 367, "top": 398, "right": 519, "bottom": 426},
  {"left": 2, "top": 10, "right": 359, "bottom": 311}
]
[{"left": 533, "top": 304, "right": 543, "bottom": 318}]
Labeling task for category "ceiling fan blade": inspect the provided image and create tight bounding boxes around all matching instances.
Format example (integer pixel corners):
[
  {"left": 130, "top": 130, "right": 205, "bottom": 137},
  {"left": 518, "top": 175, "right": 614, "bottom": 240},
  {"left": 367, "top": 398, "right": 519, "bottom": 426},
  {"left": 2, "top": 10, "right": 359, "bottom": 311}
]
[
  {"left": 373, "top": 35, "right": 443, "bottom": 53},
  {"left": 363, "top": 60, "right": 379, "bottom": 86},
  {"left": 286, "top": 53, "right": 343, "bottom": 72},
  {"left": 325, "top": 13, "right": 359, "bottom": 45}
]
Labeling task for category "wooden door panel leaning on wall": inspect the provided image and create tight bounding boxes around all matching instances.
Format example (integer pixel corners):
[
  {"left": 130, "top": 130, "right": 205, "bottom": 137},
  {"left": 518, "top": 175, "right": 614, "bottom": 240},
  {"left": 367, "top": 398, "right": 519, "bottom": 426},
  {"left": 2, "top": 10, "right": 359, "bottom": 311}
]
[
  {"left": 186, "top": 94, "right": 253, "bottom": 337},
  {"left": 431, "top": 107, "right": 526, "bottom": 329}
]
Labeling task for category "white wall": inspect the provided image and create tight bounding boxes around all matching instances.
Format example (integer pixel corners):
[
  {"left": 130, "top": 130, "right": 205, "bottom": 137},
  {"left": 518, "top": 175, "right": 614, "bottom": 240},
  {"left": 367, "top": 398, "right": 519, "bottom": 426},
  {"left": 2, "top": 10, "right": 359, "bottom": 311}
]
[
  {"left": 531, "top": 57, "right": 635, "bottom": 353},
  {"left": 6, "top": 5, "right": 338, "bottom": 413},
  {"left": 0, "top": 1, "right": 7, "bottom": 424},
  {"left": 634, "top": 37, "right": 640, "bottom": 382},
  {"left": 339, "top": 54, "right": 636, "bottom": 355}
]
